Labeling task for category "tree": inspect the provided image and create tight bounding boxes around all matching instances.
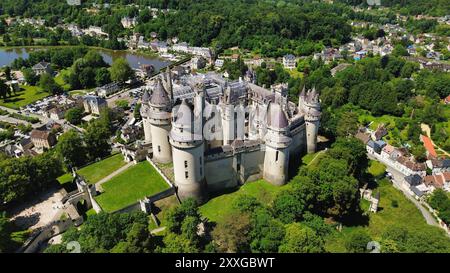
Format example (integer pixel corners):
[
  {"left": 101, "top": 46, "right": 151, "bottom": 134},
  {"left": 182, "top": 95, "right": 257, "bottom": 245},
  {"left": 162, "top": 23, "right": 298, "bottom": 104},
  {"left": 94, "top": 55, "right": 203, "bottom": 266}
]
[
  {"left": 166, "top": 198, "right": 201, "bottom": 234},
  {"left": 23, "top": 68, "right": 39, "bottom": 86},
  {"left": 110, "top": 58, "right": 134, "bottom": 83},
  {"left": 273, "top": 190, "right": 305, "bottom": 223},
  {"left": 211, "top": 212, "right": 251, "bottom": 253},
  {"left": 278, "top": 223, "right": 325, "bottom": 253},
  {"left": 4, "top": 66, "right": 12, "bottom": 81},
  {"left": 249, "top": 209, "right": 285, "bottom": 253},
  {"left": 84, "top": 119, "right": 111, "bottom": 161},
  {"left": 79, "top": 67, "right": 96, "bottom": 88},
  {"left": 39, "top": 73, "right": 62, "bottom": 95},
  {"left": 95, "top": 67, "right": 111, "bottom": 86},
  {"left": 345, "top": 230, "right": 371, "bottom": 253},
  {"left": 115, "top": 100, "right": 129, "bottom": 110},
  {"left": 65, "top": 107, "right": 84, "bottom": 125},
  {"left": 162, "top": 233, "right": 200, "bottom": 253},
  {"left": 392, "top": 44, "right": 409, "bottom": 57},
  {"left": 56, "top": 130, "right": 87, "bottom": 169},
  {"left": 133, "top": 103, "right": 142, "bottom": 120},
  {"left": 232, "top": 195, "right": 262, "bottom": 213},
  {"left": 0, "top": 212, "right": 13, "bottom": 253},
  {"left": 0, "top": 79, "right": 8, "bottom": 100},
  {"left": 336, "top": 111, "right": 359, "bottom": 138},
  {"left": 45, "top": 212, "right": 151, "bottom": 253}
]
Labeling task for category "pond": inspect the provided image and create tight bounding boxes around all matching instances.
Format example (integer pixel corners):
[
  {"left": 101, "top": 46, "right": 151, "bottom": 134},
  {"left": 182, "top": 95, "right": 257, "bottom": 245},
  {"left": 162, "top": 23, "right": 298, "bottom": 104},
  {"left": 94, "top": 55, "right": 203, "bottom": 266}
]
[{"left": 0, "top": 47, "right": 170, "bottom": 71}]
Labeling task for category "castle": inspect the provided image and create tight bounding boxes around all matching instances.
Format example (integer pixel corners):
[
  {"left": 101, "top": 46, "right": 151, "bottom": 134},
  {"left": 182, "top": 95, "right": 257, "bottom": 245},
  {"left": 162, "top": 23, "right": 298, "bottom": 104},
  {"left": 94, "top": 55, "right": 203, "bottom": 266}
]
[{"left": 137, "top": 69, "right": 321, "bottom": 202}]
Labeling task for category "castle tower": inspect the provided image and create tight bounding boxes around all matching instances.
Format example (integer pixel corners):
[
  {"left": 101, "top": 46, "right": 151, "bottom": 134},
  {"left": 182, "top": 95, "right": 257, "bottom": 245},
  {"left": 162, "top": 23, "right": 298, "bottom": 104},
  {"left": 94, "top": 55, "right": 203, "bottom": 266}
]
[
  {"left": 303, "top": 87, "right": 321, "bottom": 154},
  {"left": 148, "top": 78, "right": 173, "bottom": 163},
  {"left": 263, "top": 103, "right": 292, "bottom": 186},
  {"left": 169, "top": 99, "right": 207, "bottom": 202},
  {"left": 166, "top": 66, "right": 174, "bottom": 101},
  {"left": 140, "top": 88, "right": 152, "bottom": 143},
  {"left": 221, "top": 86, "right": 234, "bottom": 145},
  {"left": 298, "top": 85, "right": 306, "bottom": 114}
]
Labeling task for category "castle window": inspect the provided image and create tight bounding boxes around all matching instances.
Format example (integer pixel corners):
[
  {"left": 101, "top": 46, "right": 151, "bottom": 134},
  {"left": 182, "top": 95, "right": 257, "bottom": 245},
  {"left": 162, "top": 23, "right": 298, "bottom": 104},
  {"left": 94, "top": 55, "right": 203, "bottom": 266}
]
[
  {"left": 158, "top": 145, "right": 161, "bottom": 153},
  {"left": 185, "top": 171, "right": 189, "bottom": 179},
  {"left": 184, "top": 160, "right": 188, "bottom": 168},
  {"left": 276, "top": 151, "right": 279, "bottom": 162},
  {"left": 199, "top": 157, "right": 202, "bottom": 165},
  {"left": 200, "top": 167, "right": 202, "bottom": 176}
]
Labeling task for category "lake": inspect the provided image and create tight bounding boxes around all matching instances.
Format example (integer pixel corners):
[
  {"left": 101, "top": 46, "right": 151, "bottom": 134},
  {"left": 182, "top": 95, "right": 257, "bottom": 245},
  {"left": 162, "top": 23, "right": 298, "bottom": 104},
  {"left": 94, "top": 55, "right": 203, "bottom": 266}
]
[{"left": 0, "top": 47, "right": 170, "bottom": 71}]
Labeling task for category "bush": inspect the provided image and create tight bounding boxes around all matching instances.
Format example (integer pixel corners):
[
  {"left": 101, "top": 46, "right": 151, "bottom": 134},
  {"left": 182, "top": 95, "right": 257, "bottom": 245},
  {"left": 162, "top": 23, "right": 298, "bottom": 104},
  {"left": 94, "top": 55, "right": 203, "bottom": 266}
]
[{"left": 391, "top": 200, "right": 399, "bottom": 208}]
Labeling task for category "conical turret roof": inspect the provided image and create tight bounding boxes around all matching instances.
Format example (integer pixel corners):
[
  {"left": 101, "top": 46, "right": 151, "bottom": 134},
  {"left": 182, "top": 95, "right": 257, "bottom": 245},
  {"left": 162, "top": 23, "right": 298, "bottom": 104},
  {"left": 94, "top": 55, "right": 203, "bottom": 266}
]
[
  {"left": 173, "top": 99, "right": 193, "bottom": 127},
  {"left": 267, "top": 103, "right": 289, "bottom": 129},
  {"left": 150, "top": 78, "right": 170, "bottom": 106},
  {"left": 142, "top": 89, "right": 150, "bottom": 103}
]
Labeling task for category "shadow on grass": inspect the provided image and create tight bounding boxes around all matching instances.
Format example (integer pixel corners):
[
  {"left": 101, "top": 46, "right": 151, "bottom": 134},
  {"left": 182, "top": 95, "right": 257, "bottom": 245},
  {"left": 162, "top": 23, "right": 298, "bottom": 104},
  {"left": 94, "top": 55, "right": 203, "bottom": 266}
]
[{"left": 340, "top": 209, "right": 370, "bottom": 227}]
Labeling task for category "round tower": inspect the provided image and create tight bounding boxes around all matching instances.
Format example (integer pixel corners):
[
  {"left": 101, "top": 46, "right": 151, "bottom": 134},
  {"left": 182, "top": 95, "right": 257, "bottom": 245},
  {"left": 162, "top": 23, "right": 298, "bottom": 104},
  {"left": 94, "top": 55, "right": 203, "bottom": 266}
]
[
  {"left": 148, "top": 78, "right": 173, "bottom": 163},
  {"left": 220, "top": 86, "right": 234, "bottom": 145},
  {"left": 140, "top": 88, "right": 152, "bottom": 143},
  {"left": 304, "top": 88, "right": 321, "bottom": 154},
  {"left": 263, "top": 103, "right": 292, "bottom": 186},
  {"left": 169, "top": 99, "right": 207, "bottom": 202}
]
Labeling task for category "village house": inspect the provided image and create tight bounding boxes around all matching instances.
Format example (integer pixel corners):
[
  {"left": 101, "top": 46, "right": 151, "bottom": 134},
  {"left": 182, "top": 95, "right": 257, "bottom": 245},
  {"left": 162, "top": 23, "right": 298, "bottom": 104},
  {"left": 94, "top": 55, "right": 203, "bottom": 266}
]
[
  {"left": 83, "top": 95, "right": 107, "bottom": 115},
  {"left": 32, "top": 61, "right": 53, "bottom": 76},
  {"left": 427, "top": 158, "right": 450, "bottom": 174},
  {"left": 30, "top": 129, "right": 56, "bottom": 150},
  {"left": 423, "top": 173, "right": 449, "bottom": 192},
  {"left": 394, "top": 156, "right": 427, "bottom": 176},
  {"left": 282, "top": 54, "right": 296, "bottom": 70},
  {"left": 121, "top": 17, "right": 137, "bottom": 29},
  {"left": 421, "top": 135, "right": 438, "bottom": 159},
  {"left": 96, "top": 82, "right": 120, "bottom": 97},
  {"left": 371, "top": 124, "right": 388, "bottom": 141},
  {"left": 445, "top": 94, "right": 450, "bottom": 105},
  {"left": 191, "top": 57, "right": 207, "bottom": 70}
]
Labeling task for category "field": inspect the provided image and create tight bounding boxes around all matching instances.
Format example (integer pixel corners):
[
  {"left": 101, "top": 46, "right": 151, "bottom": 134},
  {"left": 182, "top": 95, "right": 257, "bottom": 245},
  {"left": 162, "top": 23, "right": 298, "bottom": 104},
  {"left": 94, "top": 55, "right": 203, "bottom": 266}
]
[
  {"left": 0, "top": 85, "right": 50, "bottom": 109},
  {"left": 324, "top": 179, "right": 448, "bottom": 252},
  {"left": 199, "top": 179, "right": 287, "bottom": 224},
  {"left": 57, "top": 153, "right": 127, "bottom": 185},
  {"left": 95, "top": 161, "right": 170, "bottom": 212}
]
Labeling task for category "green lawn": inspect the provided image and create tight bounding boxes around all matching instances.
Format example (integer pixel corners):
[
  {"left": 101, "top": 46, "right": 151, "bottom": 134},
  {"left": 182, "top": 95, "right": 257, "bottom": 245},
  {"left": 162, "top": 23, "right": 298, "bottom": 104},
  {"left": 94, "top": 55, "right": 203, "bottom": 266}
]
[
  {"left": 57, "top": 154, "right": 126, "bottom": 185},
  {"left": 368, "top": 160, "right": 386, "bottom": 178},
  {"left": 54, "top": 69, "right": 71, "bottom": 91},
  {"left": 95, "top": 161, "right": 170, "bottom": 212},
  {"left": 57, "top": 173, "right": 73, "bottom": 185},
  {"left": 77, "top": 154, "right": 127, "bottom": 184},
  {"left": 287, "top": 69, "right": 303, "bottom": 79},
  {"left": 0, "top": 85, "right": 50, "bottom": 109},
  {"left": 324, "top": 179, "right": 449, "bottom": 252},
  {"left": 199, "top": 179, "right": 287, "bottom": 224}
]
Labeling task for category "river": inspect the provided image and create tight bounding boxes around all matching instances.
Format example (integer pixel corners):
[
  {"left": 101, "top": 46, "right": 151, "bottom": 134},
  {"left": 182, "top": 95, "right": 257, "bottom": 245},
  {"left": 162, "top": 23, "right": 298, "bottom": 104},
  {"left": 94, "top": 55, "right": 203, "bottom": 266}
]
[{"left": 0, "top": 47, "right": 170, "bottom": 71}]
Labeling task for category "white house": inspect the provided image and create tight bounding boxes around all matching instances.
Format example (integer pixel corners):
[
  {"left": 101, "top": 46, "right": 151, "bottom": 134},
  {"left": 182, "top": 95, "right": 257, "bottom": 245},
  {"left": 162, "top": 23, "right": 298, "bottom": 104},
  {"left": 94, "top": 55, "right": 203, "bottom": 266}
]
[{"left": 282, "top": 54, "right": 296, "bottom": 70}]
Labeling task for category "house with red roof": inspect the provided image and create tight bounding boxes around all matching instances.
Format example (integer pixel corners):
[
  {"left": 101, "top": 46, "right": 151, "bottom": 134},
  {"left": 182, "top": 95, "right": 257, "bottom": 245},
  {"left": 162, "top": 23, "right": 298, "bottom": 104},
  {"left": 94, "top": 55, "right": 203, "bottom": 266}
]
[
  {"left": 421, "top": 135, "right": 437, "bottom": 158},
  {"left": 445, "top": 94, "right": 450, "bottom": 105}
]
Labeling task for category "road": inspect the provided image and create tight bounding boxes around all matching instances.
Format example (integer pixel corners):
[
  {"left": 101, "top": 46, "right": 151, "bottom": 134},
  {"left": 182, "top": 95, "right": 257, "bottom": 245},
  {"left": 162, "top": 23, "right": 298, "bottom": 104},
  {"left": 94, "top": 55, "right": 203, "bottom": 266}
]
[
  {"left": 0, "top": 105, "right": 85, "bottom": 132},
  {"left": 368, "top": 154, "right": 439, "bottom": 227}
]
